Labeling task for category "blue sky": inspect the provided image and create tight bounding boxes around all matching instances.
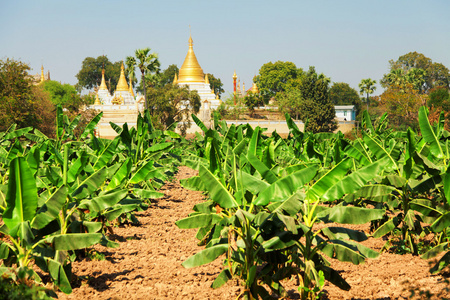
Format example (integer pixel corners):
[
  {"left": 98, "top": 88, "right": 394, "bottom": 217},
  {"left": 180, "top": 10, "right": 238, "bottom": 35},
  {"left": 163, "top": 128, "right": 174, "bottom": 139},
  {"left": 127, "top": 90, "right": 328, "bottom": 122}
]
[{"left": 1, "top": 0, "right": 449, "bottom": 96}]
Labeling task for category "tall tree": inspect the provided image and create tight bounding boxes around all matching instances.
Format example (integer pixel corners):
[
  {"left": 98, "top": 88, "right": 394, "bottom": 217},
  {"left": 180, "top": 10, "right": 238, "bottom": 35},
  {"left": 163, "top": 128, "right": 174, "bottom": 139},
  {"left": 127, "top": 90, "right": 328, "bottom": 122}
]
[
  {"left": 75, "top": 56, "right": 121, "bottom": 92},
  {"left": 125, "top": 56, "right": 137, "bottom": 89},
  {"left": 42, "top": 80, "right": 86, "bottom": 111},
  {"left": 297, "top": 67, "right": 337, "bottom": 133},
  {"left": 206, "top": 73, "right": 224, "bottom": 97},
  {"left": 243, "top": 92, "right": 263, "bottom": 117},
  {"left": 378, "top": 85, "right": 426, "bottom": 131},
  {"left": 157, "top": 64, "right": 179, "bottom": 88},
  {"left": 255, "top": 61, "right": 303, "bottom": 101},
  {"left": 276, "top": 89, "right": 303, "bottom": 120},
  {"left": 384, "top": 52, "right": 450, "bottom": 92},
  {"left": 0, "top": 58, "right": 55, "bottom": 135},
  {"left": 359, "top": 78, "right": 377, "bottom": 112},
  {"left": 146, "top": 84, "right": 201, "bottom": 136},
  {"left": 135, "top": 48, "right": 160, "bottom": 110}
]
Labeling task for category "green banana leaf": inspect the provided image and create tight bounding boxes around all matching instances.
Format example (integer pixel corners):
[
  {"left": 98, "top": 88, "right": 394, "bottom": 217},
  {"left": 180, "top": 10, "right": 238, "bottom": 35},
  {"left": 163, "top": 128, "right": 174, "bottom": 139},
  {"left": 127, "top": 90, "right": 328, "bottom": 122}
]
[
  {"left": 106, "top": 158, "right": 132, "bottom": 191},
  {"left": 80, "top": 111, "right": 103, "bottom": 140},
  {"left": 320, "top": 206, "right": 385, "bottom": 225},
  {"left": 3, "top": 157, "right": 38, "bottom": 231},
  {"left": 321, "top": 158, "right": 389, "bottom": 202},
  {"left": 199, "top": 165, "right": 239, "bottom": 208},
  {"left": 78, "top": 189, "right": 128, "bottom": 214},
  {"left": 307, "top": 158, "right": 352, "bottom": 201},
  {"left": 31, "top": 185, "right": 68, "bottom": 230},
  {"left": 254, "top": 165, "right": 318, "bottom": 206},
  {"left": 182, "top": 244, "right": 228, "bottom": 268},
  {"left": 176, "top": 213, "right": 222, "bottom": 229},
  {"left": 71, "top": 167, "right": 108, "bottom": 200},
  {"left": 128, "top": 160, "right": 154, "bottom": 184},
  {"left": 419, "top": 106, "right": 444, "bottom": 159},
  {"left": 46, "top": 258, "right": 72, "bottom": 294},
  {"left": 49, "top": 233, "right": 102, "bottom": 251}
]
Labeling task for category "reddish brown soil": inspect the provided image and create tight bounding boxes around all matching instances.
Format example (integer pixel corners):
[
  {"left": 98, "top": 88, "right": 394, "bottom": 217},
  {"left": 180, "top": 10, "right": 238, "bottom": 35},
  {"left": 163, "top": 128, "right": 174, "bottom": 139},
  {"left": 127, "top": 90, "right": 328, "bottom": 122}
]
[{"left": 57, "top": 167, "right": 450, "bottom": 300}]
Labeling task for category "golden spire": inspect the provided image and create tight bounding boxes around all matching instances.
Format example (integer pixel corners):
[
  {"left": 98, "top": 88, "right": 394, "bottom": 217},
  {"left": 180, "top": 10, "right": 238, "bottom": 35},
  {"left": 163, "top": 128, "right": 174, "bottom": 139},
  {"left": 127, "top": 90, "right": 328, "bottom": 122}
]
[
  {"left": 233, "top": 70, "right": 237, "bottom": 80},
  {"left": 216, "top": 93, "right": 219, "bottom": 100},
  {"left": 173, "top": 73, "right": 178, "bottom": 85},
  {"left": 94, "top": 93, "right": 101, "bottom": 105},
  {"left": 40, "top": 65, "right": 45, "bottom": 83},
  {"left": 205, "top": 74, "right": 209, "bottom": 85},
  {"left": 178, "top": 33, "right": 205, "bottom": 83},
  {"left": 129, "top": 78, "right": 135, "bottom": 97},
  {"left": 243, "top": 82, "right": 246, "bottom": 93},
  {"left": 116, "top": 63, "right": 129, "bottom": 91},
  {"left": 99, "top": 69, "right": 108, "bottom": 90}
]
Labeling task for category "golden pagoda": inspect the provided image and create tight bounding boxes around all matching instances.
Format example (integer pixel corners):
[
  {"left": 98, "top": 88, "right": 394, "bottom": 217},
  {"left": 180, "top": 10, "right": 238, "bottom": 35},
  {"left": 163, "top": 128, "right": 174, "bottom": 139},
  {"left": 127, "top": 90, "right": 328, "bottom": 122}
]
[
  {"left": 94, "top": 93, "right": 101, "bottom": 105},
  {"left": 40, "top": 65, "right": 45, "bottom": 83},
  {"left": 99, "top": 69, "right": 108, "bottom": 91},
  {"left": 116, "top": 63, "right": 129, "bottom": 91},
  {"left": 177, "top": 35, "right": 205, "bottom": 83}
]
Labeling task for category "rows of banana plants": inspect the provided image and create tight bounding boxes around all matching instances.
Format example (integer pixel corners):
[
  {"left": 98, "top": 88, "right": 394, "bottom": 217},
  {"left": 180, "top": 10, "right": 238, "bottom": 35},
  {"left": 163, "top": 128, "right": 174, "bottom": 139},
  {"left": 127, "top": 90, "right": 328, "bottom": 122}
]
[
  {"left": 176, "top": 108, "right": 450, "bottom": 299},
  {"left": 0, "top": 106, "right": 184, "bottom": 294}
]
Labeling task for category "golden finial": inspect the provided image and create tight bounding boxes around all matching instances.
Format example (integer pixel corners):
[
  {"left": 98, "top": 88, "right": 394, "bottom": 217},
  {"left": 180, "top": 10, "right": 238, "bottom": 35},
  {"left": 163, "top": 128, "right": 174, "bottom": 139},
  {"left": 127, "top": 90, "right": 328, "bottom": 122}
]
[
  {"left": 40, "top": 65, "right": 45, "bottom": 83},
  {"left": 116, "top": 62, "right": 129, "bottom": 91},
  {"left": 216, "top": 93, "right": 219, "bottom": 100},
  {"left": 99, "top": 69, "right": 108, "bottom": 90},
  {"left": 205, "top": 74, "right": 209, "bottom": 85},
  {"left": 94, "top": 93, "right": 101, "bottom": 105},
  {"left": 233, "top": 70, "right": 237, "bottom": 79},
  {"left": 243, "top": 82, "right": 245, "bottom": 93}
]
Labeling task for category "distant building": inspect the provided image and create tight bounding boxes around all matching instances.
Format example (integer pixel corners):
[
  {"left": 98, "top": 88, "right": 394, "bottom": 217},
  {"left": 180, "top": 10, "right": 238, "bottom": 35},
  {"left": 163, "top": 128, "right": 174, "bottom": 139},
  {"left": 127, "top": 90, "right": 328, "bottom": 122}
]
[
  {"left": 174, "top": 34, "right": 220, "bottom": 109},
  {"left": 334, "top": 105, "right": 356, "bottom": 121},
  {"left": 30, "top": 65, "right": 50, "bottom": 85},
  {"left": 96, "top": 63, "right": 135, "bottom": 105}
]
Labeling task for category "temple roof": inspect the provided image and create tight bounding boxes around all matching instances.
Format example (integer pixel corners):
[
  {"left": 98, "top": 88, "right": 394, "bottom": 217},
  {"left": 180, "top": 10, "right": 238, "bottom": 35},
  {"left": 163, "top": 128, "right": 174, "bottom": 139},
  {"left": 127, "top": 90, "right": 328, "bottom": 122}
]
[{"left": 177, "top": 34, "right": 205, "bottom": 83}]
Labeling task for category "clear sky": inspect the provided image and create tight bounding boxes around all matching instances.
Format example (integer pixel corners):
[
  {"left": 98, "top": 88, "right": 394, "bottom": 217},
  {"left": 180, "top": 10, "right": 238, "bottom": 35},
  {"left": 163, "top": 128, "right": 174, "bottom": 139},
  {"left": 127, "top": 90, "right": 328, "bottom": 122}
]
[{"left": 1, "top": 0, "right": 449, "bottom": 96}]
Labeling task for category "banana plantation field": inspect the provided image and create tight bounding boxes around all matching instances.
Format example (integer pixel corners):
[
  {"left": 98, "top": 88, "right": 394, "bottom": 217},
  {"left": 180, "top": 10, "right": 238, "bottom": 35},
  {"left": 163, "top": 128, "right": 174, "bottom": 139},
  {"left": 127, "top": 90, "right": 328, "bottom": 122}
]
[{"left": 1, "top": 106, "right": 450, "bottom": 299}]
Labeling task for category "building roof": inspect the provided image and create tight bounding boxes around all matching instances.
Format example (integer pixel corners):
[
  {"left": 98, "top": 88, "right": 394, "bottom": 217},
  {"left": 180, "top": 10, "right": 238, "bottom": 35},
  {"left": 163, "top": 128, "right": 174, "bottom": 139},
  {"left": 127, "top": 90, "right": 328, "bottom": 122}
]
[{"left": 334, "top": 105, "right": 355, "bottom": 110}]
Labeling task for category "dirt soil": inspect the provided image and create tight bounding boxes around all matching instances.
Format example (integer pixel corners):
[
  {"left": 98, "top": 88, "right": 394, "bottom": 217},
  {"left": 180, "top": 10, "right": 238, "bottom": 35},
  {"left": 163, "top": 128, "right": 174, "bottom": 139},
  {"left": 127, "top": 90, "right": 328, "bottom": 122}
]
[{"left": 57, "top": 167, "right": 450, "bottom": 300}]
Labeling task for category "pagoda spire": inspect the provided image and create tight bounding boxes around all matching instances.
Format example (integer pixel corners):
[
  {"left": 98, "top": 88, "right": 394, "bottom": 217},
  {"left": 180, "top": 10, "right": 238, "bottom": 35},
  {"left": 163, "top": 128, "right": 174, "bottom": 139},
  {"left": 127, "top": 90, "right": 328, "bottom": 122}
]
[
  {"left": 99, "top": 69, "right": 108, "bottom": 90},
  {"left": 128, "top": 78, "right": 135, "bottom": 97},
  {"left": 178, "top": 33, "right": 205, "bottom": 83},
  {"left": 40, "top": 65, "right": 45, "bottom": 83},
  {"left": 116, "top": 62, "right": 129, "bottom": 91},
  {"left": 94, "top": 93, "right": 101, "bottom": 105}
]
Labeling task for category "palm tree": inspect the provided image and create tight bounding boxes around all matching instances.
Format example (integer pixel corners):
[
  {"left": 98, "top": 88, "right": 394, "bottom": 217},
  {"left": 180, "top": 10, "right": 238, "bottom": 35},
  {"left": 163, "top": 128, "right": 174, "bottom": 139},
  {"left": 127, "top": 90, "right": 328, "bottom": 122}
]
[
  {"left": 405, "top": 68, "right": 427, "bottom": 92},
  {"left": 125, "top": 56, "right": 137, "bottom": 91},
  {"left": 359, "top": 78, "right": 377, "bottom": 112},
  {"left": 385, "top": 69, "right": 405, "bottom": 88},
  {"left": 135, "top": 48, "right": 160, "bottom": 110}
]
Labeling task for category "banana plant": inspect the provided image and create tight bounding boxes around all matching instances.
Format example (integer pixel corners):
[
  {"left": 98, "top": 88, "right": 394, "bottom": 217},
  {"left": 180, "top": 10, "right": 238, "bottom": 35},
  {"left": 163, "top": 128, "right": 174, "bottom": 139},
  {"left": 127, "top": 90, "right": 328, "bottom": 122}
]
[
  {"left": 177, "top": 123, "right": 389, "bottom": 299},
  {"left": 0, "top": 157, "right": 102, "bottom": 294}
]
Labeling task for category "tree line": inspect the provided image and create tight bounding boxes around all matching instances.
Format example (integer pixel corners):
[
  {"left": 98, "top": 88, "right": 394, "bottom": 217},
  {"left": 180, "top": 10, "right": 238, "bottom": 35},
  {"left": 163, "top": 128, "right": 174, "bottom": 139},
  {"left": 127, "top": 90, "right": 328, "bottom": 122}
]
[{"left": 2, "top": 50, "right": 449, "bottom": 136}]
